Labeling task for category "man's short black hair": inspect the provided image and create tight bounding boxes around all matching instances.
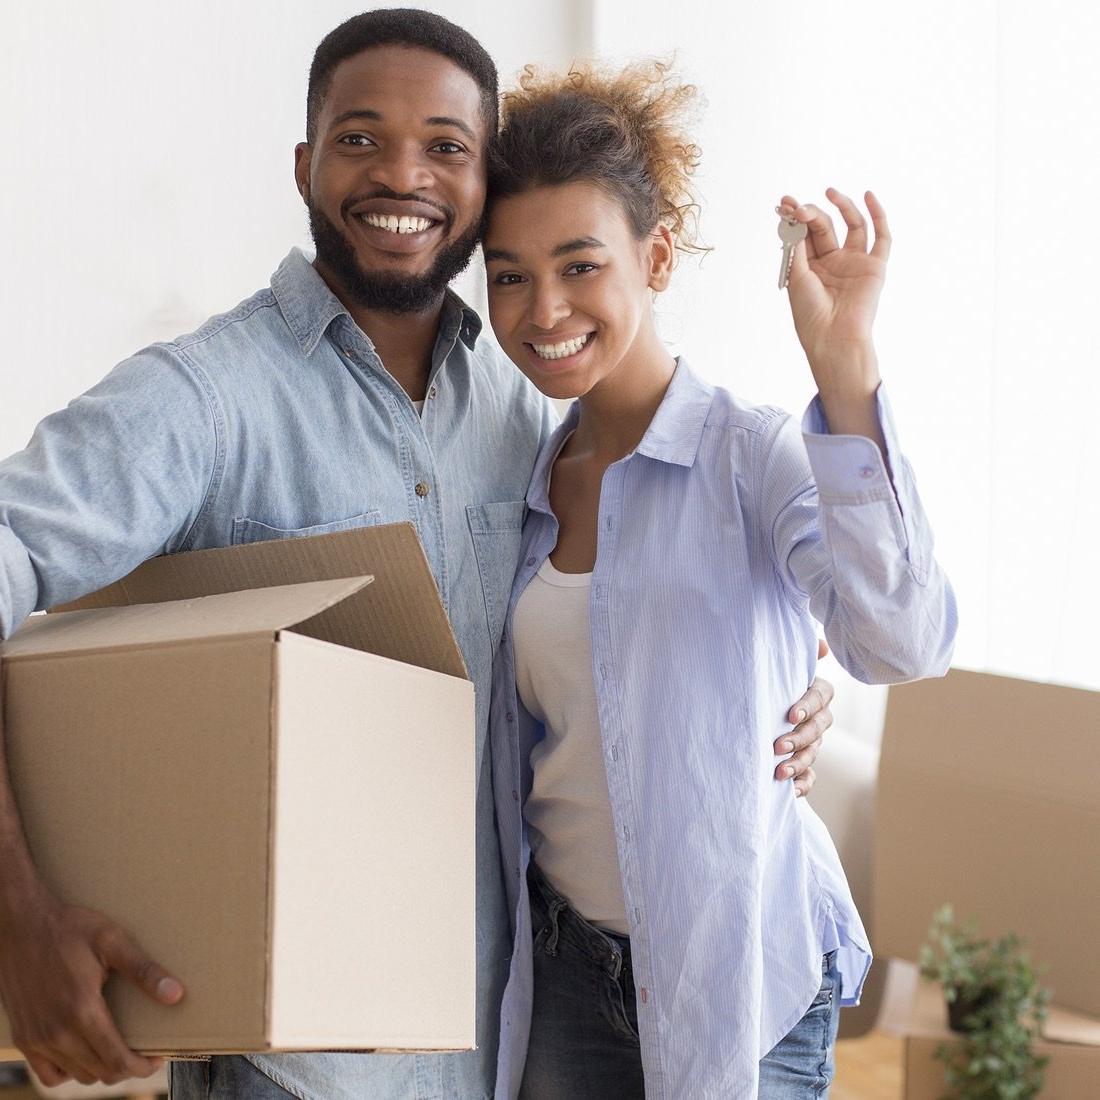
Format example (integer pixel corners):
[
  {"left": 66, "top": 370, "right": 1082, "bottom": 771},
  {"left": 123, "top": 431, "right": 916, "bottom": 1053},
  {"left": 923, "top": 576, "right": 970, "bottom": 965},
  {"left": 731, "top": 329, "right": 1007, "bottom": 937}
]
[{"left": 306, "top": 9, "right": 498, "bottom": 144}]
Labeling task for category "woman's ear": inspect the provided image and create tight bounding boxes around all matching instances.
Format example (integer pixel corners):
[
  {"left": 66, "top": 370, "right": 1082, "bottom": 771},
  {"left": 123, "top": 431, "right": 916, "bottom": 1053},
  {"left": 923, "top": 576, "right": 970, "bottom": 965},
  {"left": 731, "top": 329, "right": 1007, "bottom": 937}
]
[{"left": 648, "top": 224, "right": 676, "bottom": 292}]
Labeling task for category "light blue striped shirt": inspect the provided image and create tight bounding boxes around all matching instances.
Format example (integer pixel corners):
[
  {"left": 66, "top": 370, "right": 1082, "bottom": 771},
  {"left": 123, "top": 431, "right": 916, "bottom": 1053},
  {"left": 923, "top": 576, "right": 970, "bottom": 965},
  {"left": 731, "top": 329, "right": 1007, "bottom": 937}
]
[{"left": 490, "top": 358, "right": 957, "bottom": 1099}]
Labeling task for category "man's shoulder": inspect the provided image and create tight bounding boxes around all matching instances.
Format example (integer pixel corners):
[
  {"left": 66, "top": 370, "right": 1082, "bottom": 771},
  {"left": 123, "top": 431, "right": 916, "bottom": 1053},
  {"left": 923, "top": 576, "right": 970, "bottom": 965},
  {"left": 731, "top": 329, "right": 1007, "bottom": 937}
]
[{"left": 166, "top": 286, "right": 285, "bottom": 359}]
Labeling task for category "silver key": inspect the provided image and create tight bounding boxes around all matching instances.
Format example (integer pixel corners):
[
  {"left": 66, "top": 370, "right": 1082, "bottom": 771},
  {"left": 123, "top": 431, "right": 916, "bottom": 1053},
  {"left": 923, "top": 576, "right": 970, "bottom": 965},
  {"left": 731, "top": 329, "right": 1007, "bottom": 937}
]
[{"left": 777, "top": 216, "right": 808, "bottom": 289}]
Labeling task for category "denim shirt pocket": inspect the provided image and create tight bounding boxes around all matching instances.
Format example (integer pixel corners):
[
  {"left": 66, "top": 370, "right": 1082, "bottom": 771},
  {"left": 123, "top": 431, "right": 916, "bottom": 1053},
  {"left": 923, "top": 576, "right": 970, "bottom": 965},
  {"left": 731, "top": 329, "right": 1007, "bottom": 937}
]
[
  {"left": 231, "top": 510, "right": 383, "bottom": 545},
  {"left": 466, "top": 501, "right": 526, "bottom": 652}
]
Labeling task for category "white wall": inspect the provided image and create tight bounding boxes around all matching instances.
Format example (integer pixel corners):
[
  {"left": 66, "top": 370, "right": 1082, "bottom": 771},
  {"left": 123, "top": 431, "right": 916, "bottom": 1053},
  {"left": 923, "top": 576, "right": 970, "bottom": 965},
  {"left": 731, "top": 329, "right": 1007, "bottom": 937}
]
[
  {"left": 590, "top": 0, "right": 1100, "bottom": 728},
  {"left": 0, "top": 0, "right": 588, "bottom": 449},
  {"left": 5, "top": 2, "right": 1097, "bottom": 733}
]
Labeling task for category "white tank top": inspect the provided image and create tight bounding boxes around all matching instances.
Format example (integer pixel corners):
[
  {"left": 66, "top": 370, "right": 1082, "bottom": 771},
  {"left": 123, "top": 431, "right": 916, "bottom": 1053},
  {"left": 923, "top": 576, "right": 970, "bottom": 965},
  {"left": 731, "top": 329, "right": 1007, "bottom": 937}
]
[{"left": 513, "top": 556, "right": 629, "bottom": 933}]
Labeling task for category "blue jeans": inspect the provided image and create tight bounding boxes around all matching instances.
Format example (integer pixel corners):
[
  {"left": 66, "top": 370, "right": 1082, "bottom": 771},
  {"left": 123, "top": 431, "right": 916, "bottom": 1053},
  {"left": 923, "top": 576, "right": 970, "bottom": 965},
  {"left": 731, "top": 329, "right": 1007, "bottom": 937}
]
[
  {"left": 520, "top": 864, "right": 841, "bottom": 1099},
  {"left": 169, "top": 1056, "right": 300, "bottom": 1099}
]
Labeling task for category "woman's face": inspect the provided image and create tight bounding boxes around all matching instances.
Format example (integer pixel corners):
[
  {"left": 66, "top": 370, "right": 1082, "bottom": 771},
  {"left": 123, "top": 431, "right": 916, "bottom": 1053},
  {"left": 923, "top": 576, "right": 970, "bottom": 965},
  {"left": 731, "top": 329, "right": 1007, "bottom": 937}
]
[{"left": 483, "top": 180, "right": 670, "bottom": 401}]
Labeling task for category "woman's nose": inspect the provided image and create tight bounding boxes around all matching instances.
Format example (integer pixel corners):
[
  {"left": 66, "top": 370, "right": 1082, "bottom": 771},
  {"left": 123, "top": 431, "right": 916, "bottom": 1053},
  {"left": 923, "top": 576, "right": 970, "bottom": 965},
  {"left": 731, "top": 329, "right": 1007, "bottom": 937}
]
[{"left": 528, "top": 285, "right": 570, "bottom": 331}]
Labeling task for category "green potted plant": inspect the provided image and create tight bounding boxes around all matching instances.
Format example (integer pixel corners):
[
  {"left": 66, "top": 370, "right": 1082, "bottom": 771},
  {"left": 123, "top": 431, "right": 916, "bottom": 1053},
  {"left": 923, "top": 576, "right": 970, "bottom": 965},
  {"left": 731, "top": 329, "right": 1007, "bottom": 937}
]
[{"left": 918, "top": 905, "right": 1051, "bottom": 1099}]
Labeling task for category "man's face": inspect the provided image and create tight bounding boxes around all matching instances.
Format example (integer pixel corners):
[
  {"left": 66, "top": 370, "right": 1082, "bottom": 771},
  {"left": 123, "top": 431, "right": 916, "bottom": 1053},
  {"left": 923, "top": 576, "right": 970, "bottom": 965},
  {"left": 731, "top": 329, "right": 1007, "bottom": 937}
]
[{"left": 295, "top": 45, "right": 487, "bottom": 314}]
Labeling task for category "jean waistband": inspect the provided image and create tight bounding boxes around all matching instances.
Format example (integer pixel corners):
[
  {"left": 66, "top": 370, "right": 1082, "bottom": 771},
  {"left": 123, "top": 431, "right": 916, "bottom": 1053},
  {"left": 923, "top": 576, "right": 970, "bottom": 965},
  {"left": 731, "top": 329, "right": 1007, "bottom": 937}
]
[{"left": 527, "top": 859, "right": 631, "bottom": 980}]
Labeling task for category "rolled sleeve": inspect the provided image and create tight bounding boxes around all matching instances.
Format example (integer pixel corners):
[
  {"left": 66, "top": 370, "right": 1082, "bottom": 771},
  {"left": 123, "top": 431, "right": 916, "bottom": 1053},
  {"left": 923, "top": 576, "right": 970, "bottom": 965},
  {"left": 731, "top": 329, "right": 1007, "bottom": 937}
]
[
  {"left": 801, "top": 384, "right": 932, "bottom": 585},
  {"left": 0, "top": 523, "right": 38, "bottom": 641}
]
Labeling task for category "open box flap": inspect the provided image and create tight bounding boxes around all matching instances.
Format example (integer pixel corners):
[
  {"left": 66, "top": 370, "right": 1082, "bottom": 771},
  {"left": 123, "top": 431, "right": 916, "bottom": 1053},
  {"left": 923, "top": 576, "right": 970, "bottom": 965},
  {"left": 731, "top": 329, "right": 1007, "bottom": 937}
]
[{"left": 52, "top": 522, "right": 468, "bottom": 679}]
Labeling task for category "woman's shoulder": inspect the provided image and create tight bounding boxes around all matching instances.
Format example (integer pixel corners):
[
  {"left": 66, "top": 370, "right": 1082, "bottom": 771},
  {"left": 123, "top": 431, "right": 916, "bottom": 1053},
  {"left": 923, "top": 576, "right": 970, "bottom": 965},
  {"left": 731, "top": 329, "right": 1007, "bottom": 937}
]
[{"left": 701, "top": 380, "right": 790, "bottom": 442}]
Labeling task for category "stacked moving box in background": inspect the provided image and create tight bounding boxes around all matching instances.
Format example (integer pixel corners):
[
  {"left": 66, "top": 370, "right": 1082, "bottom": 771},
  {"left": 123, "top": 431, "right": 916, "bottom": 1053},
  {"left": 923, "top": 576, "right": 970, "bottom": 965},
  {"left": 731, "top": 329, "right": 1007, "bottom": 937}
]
[{"left": 875, "top": 670, "right": 1100, "bottom": 1098}]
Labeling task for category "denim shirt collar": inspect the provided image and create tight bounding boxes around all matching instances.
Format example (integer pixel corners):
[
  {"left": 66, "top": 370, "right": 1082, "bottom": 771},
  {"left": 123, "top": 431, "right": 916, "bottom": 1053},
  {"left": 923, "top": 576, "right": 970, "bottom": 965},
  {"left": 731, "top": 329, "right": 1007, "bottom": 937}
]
[
  {"left": 270, "top": 247, "right": 483, "bottom": 358},
  {"left": 526, "top": 357, "right": 714, "bottom": 515}
]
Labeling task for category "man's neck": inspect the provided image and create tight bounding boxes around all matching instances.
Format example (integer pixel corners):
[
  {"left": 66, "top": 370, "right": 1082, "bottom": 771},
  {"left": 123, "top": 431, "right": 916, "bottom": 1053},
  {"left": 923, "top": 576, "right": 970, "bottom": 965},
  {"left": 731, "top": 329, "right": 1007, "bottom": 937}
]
[
  {"left": 315, "top": 263, "right": 446, "bottom": 402},
  {"left": 352, "top": 301, "right": 445, "bottom": 402}
]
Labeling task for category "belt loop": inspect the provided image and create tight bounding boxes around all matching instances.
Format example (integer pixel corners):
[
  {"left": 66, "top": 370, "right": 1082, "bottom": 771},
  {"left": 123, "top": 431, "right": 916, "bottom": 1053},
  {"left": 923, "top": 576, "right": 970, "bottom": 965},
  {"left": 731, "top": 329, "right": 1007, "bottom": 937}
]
[
  {"left": 544, "top": 898, "right": 566, "bottom": 956},
  {"left": 608, "top": 942, "right": 623, "bottom": 981}
]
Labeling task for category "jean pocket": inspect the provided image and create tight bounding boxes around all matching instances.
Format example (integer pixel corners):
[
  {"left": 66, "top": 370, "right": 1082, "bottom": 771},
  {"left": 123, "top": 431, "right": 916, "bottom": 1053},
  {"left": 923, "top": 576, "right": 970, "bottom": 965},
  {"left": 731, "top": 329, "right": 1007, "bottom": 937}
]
[
  {"left": 466, "top": 501, "right": 526, "bottom": 651},
  {"left": 810, "top": 950, "right": 840, "bottom": 1008},
  {"left": 232, "top": 510, "right": 383, "bottom": 545}
]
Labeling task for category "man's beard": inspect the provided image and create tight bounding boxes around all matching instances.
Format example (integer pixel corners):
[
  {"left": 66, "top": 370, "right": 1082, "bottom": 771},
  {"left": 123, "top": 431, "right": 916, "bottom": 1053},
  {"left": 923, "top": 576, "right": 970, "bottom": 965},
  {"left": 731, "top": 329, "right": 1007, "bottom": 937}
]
[{"left": 307, "top": 199, "right": 481, "bottom": 314}]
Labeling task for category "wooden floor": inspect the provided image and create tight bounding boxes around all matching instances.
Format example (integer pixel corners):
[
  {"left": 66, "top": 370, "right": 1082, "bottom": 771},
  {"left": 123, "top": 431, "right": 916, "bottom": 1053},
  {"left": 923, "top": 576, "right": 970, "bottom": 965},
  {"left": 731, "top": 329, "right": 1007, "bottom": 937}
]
[{"left": 834, "top": 1030, "right": 904, "bottom": 1099}]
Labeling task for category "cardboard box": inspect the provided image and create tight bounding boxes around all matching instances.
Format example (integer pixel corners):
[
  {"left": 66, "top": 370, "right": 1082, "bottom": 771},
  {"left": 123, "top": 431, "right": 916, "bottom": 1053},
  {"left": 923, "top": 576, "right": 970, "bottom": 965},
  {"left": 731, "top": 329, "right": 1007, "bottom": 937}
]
[
  {"left": 901, "top": 978, "right": 1100, "bottom": 1099},
  {"left": 874, "top": 669, "right": 1100, "bottom": 1098},
  {"left": 0, "top": 523, "right": 475, "bottom": 1056}
]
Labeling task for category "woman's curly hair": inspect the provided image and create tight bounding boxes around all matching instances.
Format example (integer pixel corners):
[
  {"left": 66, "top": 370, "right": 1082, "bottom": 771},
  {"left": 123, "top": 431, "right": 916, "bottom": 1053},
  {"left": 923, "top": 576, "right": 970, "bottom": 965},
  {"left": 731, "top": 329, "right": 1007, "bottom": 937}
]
[{"left": 488, "top": 59, "right": 708, "bottom": 255}]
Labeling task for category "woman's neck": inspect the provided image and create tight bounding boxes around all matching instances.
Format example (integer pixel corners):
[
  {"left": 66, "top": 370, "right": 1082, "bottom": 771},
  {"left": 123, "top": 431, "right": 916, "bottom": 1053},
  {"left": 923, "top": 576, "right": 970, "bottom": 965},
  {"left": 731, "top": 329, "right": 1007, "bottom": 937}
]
[{"left": 570, "top": 336, "right": 678, "bottom": 463}]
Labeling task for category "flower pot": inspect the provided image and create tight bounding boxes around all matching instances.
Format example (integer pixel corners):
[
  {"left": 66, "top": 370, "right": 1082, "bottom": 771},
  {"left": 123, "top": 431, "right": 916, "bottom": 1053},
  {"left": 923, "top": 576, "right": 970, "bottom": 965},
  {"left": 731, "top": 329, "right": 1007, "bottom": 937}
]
[{"left": 947, "top": 985, "right": 1000, "bottom": 1032}]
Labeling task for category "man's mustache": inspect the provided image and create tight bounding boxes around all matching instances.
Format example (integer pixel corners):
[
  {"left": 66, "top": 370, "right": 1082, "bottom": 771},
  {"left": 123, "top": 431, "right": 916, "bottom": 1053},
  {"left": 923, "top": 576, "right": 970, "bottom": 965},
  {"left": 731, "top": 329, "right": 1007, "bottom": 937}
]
[{"left": 340, "top": 188, "right": 452, "bottom": 226}]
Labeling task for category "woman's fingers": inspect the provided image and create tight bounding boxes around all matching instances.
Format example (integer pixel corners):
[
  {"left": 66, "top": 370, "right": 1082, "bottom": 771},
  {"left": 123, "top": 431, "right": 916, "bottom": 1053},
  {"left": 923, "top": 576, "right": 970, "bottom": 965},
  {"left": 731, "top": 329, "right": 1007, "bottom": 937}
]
[
  {"left": 825, "top": 187, "right": 868, "bottom": 252},
  {"left": 865, "top": 190, "right": 892, "bottom": 261},
  {"left": 778, "top": 190, "right": 887, "bottom": 261}
]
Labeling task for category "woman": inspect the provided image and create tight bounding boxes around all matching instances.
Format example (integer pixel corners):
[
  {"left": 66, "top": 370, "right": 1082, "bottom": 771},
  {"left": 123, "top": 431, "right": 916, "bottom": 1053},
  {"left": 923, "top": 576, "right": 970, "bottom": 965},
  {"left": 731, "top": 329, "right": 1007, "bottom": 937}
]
[{"left": 483, "top": 62, "right": 955, "bottom": 1098}]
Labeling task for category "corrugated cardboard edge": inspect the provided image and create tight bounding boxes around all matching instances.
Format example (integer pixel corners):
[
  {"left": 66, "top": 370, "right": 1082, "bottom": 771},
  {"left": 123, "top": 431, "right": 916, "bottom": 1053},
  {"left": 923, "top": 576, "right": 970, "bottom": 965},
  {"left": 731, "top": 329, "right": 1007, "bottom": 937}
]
[{"left": 264, "top": 642, "right": 280, "bottom": 1049}]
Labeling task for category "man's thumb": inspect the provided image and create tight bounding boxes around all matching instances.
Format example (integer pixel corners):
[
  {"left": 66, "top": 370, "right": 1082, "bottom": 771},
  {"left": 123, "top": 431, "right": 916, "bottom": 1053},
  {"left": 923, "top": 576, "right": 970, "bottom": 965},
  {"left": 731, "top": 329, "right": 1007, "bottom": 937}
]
[{"left": 101, "top": 929, "right": 184, "bottom": 1005}]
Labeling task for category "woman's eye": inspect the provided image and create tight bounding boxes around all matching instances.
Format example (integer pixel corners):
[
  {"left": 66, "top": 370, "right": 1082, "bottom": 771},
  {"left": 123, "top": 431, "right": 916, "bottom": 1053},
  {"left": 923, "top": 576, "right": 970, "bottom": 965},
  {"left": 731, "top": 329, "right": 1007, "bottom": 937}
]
[
  {"left": 567, "top": 262, "right": 598, "bottom": 275},
  {"left": 431, "top": 141, "right": 466, "bottom": 154},
  {"left": 493, "top": 273, "right": 525, "bottom": 286}
]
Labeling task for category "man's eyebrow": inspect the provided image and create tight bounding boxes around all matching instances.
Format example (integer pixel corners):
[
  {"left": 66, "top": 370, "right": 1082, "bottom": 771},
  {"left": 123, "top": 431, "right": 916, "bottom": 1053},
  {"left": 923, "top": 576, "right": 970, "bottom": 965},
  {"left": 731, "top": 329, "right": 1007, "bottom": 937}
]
[
  {"left": 330, "top": 109, "right": 383, "bottom": 127},
  {"left": 329, "top": 109, "right": 477, "bottom": 144},
  {"left": 425, "top": 116, "right": 478, "bottom": 143},
  {"left": 552, "top": 237, "right": 606, "bottom": 257}
]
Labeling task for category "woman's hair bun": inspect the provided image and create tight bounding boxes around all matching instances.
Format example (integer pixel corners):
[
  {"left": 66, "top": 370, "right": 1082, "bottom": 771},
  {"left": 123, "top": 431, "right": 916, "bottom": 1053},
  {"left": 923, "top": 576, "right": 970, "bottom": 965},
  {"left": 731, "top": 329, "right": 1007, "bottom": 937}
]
[{"left": 490, "top": 58, "right": 709, "bottom": 255}]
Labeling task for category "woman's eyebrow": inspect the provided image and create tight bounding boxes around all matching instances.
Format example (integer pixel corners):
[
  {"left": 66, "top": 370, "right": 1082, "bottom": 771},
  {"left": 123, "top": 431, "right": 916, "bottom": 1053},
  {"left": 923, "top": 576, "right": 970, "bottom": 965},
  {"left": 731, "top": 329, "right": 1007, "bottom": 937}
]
[
  {"left": 552, "top": 237, "right": 605, "bottom": 256},
  {"left": 482, "top": 238, "right": 607, "bottom": 265}
]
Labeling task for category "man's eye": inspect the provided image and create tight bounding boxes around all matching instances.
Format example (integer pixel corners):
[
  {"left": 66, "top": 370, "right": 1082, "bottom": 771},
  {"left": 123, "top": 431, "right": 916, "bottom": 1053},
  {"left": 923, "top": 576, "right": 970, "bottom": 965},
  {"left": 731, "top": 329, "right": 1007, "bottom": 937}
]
[
  {"left": 339, "top": 134, "right": 375, "bottom": 147},
  {"left": 567, "top": 263, "right": 598, "bottom": 275},
  {"left": 493, "top": 273, "right": 524, "bottom": 286}
]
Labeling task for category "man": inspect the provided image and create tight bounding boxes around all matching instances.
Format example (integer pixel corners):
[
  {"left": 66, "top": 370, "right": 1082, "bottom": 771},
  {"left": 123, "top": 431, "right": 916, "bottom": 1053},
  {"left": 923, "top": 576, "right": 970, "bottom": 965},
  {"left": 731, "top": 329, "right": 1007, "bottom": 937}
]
[{"left": 0, "top": 11, "right": 831, "bottom": 1098}]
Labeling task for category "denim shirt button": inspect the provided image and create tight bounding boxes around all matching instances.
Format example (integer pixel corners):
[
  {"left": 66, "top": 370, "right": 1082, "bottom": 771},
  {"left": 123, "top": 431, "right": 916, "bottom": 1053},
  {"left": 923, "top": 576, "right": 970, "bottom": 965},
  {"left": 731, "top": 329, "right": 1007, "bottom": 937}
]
[
  {"left": 511, "top": 789, "right": 519, "bottom": 801},
  {"left": 525, "top": 556, "right": 536, "bottom": 567},
  {"left": 506, "top": 711, "right": 515, "bottom": 723},
  {"left": 415, "top": 481, "right": 430, "bottom": 497}
]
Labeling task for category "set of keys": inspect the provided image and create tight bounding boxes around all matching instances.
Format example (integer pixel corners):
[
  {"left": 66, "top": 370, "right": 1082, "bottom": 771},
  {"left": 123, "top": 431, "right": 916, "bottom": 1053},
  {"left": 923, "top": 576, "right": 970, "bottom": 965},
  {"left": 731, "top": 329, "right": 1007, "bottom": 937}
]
[{"left": 777, "top": 211, "right": 808, "bottom": 290}]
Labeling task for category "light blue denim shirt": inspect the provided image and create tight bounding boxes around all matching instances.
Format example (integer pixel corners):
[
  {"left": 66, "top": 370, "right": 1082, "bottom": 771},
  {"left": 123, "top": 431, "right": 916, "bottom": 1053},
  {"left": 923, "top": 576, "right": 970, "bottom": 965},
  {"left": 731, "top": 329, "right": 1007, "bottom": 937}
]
[
  {"left": 491, "top": 359, "right": 957, "bottom": 1099},
  {"left": 0, "top": 248, "right": 555, "bottom": 1100}
]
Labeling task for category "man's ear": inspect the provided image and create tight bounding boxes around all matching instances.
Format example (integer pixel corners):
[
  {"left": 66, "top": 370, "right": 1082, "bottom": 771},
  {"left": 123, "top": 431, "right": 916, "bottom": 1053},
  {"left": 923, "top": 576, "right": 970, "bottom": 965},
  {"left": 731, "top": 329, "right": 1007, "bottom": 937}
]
[
  {"left": 294, "top": 142, "right": 312, "bottom": 204},
  {"left": 648, "top": 224, "right": 675, "bottom": 292}
]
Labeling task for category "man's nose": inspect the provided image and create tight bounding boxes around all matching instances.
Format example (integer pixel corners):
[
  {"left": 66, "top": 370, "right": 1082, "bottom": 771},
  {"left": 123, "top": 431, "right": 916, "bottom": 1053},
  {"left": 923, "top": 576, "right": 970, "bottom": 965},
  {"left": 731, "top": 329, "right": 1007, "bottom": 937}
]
[{"left": 367, "top": 144, "right": 434, "bottom": 195}]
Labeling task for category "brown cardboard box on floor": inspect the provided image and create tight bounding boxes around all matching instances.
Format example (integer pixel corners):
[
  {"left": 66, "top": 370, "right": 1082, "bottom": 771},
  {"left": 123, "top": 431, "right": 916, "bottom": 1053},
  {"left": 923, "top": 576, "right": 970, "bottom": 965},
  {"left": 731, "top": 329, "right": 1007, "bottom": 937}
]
[
  {"left": 901, "top": 977, "right": 1100, "bottom": 1099},
  {"left": 874, "top": 669, "right": 1100, "bottom": 1099},
  {"left": 0, "top": 523, "right": 475, "bottom": 1057}
]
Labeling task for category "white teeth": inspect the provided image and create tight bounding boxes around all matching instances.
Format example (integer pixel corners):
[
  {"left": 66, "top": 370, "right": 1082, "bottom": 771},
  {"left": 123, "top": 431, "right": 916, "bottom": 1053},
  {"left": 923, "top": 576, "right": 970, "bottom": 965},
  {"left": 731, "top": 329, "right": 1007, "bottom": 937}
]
[
  {"left": 361, "top": 213, "right": 434, "bottom": 233},
  {"left": 532, "top": 333, "right": 591, "bottom": 360}
]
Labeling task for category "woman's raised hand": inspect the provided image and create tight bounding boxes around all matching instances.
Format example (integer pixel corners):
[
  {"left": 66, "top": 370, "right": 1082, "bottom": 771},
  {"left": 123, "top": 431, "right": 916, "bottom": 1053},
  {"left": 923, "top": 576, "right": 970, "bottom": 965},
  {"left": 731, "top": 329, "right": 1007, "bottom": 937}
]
[{"left": 777, "top": 188, "right": 890, "bottom": 401}]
